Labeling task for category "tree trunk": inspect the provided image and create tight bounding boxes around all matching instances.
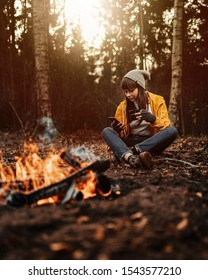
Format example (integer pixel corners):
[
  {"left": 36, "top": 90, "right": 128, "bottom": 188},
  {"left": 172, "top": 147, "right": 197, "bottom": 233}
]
[
  {"left": 0, "top": 1, "right": 6, "bottom": 93},
  {"left": 168, "top": 0, "right": 184, "bottom": 133},
  {"left": 138, "top": 0, "right": 144, "bottom": 69},
  {"left": 32, "top": 0, "right": 52, "bottom": 118},
  {"left": 8, "top": 0, "right": 16, "bottom": 125}
]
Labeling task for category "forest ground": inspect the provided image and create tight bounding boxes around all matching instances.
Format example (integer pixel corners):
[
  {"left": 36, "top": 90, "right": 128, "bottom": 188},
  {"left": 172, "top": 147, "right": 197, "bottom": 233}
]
[{"left": 0, "top": 130, "right": 208, "bottom": 260}]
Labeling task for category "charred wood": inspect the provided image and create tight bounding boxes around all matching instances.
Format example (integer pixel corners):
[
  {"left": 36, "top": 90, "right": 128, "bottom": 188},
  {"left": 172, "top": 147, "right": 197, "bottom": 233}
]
[
  {"left": 5, "top": 159, "right": 110, "bottom": 207},
  {"left": 60, "top": 149, "right": 81, "bottom": 169}
]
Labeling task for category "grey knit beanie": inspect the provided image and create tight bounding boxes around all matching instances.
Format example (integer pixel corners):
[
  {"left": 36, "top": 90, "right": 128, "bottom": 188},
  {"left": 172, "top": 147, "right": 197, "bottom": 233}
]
[{"left": 124, "top": 69, "right": 151, "bottom": 89}]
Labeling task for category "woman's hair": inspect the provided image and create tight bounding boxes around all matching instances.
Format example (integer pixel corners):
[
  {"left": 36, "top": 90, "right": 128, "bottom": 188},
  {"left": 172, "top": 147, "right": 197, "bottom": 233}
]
[
  {"left": 121, "top": 77, "right": 148, "bottom": 122},
  {"left": 121, "top": 77, "right": 137, "bottom": 92}
]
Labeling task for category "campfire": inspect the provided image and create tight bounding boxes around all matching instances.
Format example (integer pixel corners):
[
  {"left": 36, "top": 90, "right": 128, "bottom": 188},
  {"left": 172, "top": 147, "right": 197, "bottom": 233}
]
[{"left": 0, "top": 141, "right": 120, "bottom": 207}]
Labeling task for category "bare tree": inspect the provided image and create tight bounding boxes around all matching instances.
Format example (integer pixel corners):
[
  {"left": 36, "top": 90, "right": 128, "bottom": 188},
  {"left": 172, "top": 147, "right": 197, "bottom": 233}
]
[
  {"left": 32, "top": 0, "right": 52, "bottom": 118},
  {"left": 138, "top": 0, "right": 144, "bottom": 69},
  {"left": 169, "top": 0, "right": 184, "bottom": 133},
  {"left": 32, "top": 0, "right": 57, "bottom": 142}
]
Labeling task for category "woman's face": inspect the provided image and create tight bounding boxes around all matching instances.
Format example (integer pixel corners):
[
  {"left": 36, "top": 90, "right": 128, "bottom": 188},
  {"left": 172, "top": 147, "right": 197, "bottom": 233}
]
[{"left": 124, "top": 87, "right": 139, "bottom": 102}]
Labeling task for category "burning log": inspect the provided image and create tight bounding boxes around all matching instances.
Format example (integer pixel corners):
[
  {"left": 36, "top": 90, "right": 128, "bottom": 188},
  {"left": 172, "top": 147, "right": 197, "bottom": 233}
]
[
  {"left": 60, "top": 149, "right": 81, "bottom": 169},
  {"left": 96, "top": 174, "right": 112, "bottom": 197},
  {"left": 5, "top": 159, "right": 110, "bottom": 207}
]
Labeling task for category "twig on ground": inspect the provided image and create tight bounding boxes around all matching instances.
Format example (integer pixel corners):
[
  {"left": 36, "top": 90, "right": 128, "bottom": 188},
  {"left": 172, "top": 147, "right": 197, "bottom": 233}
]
[{"left": 156, "top": 157, "right": 206, "bottom": 168}]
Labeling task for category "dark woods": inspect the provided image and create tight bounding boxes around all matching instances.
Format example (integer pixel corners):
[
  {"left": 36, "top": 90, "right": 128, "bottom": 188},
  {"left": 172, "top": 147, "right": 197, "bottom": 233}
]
[{"left": 0, "top": 0, "right": 207, "bottom": 135}]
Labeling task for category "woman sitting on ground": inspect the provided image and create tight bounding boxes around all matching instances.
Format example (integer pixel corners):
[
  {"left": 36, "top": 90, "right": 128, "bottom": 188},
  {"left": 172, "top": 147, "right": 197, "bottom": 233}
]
[{"left": 102, "top": 69, "right": 178, "bottom": 169}]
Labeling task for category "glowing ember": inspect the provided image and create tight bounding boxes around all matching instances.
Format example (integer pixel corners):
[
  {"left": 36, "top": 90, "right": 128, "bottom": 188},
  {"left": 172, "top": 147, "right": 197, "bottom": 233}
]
[{"left": 76, "top": 170, "right": 97, "bottom": 199}]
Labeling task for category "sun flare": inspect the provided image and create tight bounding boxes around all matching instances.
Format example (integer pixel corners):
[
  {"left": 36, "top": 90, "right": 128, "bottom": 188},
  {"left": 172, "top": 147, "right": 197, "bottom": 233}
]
[{"left": 64, "top": 0, "right": 104, "bottom": 47}]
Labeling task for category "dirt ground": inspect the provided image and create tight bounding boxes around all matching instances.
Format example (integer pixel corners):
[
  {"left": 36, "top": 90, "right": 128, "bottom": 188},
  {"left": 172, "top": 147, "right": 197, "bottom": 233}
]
[{"left": 0, "top": 130, "right": 208, "bottom": 260}]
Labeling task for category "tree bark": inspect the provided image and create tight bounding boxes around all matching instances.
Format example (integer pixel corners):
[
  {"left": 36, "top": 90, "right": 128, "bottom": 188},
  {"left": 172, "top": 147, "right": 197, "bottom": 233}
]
[
  {"left": 32, "top": 0, "right": 52, "bottom": 118},
  {"left": 169, "top": 0, "right": 184, "bottom": 133},
  {"left": 138, "top": 0, "right": 144, "bottom": 69},
  {"left": 8, "top": 0, "right": 16, "bottom": 117}
]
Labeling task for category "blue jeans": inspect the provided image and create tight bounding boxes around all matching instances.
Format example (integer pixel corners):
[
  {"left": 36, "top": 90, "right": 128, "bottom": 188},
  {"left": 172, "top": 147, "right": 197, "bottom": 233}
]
[{"left": 102, "top": 126, "right": 178, "bottom": 161}]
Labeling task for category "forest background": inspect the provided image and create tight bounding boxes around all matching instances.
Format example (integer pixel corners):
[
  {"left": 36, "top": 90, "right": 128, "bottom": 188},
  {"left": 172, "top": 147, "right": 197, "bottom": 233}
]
[{"left": 0, "top": 0, "right": 207, "bottom": 136}]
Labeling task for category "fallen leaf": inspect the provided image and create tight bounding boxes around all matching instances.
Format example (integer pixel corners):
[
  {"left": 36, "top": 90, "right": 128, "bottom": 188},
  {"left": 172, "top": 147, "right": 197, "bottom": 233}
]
[
  {"left": 130, "top": 212, "right": 143, "bottom": 220},
  {"left": 94, "top": 225, "right": 106, "bottom": 241},
  {"left": 49, "top": 242, "right": 70, "bottom": 251},
  {"left": 176, "top": 218, "right": 188, "bottom": 231},
  {"left": 164, "top": 244, "right": 174, "bottom": 254},
  {"left": 77, "top": 215, "right": 90, "bottom": 224},
  {"left": 196, "top": 192, "right": 202, "bottom": 198},
  {"left": 73, "top": 249, "right": 85, "bottom": 260},
  {"left": 134, "top": 217, "right": 148, "bottom": 230}
]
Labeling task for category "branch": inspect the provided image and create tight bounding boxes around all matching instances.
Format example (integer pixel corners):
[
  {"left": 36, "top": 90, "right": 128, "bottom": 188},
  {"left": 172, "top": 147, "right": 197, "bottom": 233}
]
[
  {"left": 8, "top": 102, "right": 26, "bottom": 139},
  {"left": 156, "top": 157, "right": 206, "bottom": 168}
]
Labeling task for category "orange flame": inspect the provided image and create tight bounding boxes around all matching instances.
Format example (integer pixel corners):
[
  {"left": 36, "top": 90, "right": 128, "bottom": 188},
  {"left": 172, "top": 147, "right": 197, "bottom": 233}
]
[{"left": 0, "top": 141, "right": 98, "bottom": 205}]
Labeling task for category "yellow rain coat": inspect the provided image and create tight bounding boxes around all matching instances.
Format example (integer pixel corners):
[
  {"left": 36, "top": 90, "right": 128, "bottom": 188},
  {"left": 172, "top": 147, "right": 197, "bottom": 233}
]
[{"left": 114, "top": 91, "right": 172, "bottom": 138}]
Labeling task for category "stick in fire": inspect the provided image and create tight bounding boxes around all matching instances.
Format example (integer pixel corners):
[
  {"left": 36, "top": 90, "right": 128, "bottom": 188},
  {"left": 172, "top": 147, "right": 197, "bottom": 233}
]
[{"left": 5, "top": 159, "right": 110, "bottom": 207}]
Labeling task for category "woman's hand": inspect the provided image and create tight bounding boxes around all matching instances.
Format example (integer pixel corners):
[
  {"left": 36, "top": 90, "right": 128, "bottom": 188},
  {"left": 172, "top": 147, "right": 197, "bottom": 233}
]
[
  {"left": 140, "top": 109, "right": 156, "bottom": 123},
  {"left": 112, "top": 120, "right": 125, "bottom": 133},
  {"left": 133, "top": 111, "right": 143, "bottom": 123}
]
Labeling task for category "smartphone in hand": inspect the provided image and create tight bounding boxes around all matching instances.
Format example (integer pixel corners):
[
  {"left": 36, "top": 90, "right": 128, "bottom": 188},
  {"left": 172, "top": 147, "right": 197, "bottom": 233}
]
[{"left": 129, "top": 109, "right": 139, "bottom": 121}]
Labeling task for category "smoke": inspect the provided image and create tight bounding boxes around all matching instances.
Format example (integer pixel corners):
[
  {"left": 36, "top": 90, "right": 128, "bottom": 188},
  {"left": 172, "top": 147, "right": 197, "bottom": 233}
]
[
  {"left": 36, "top": 117, "right": 101, "bottom": 162},
  {"left": 37, "top": 116, "right": 57, "bottom": 144},
  {"left": 69, "top": 145, "right": 101, "bottom": 162}
]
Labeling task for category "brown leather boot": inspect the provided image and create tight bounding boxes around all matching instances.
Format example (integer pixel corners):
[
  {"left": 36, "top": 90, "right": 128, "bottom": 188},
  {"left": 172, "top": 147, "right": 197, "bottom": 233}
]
[{"left": 139, "top": 151, "right": 155, "bottom": 169}]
